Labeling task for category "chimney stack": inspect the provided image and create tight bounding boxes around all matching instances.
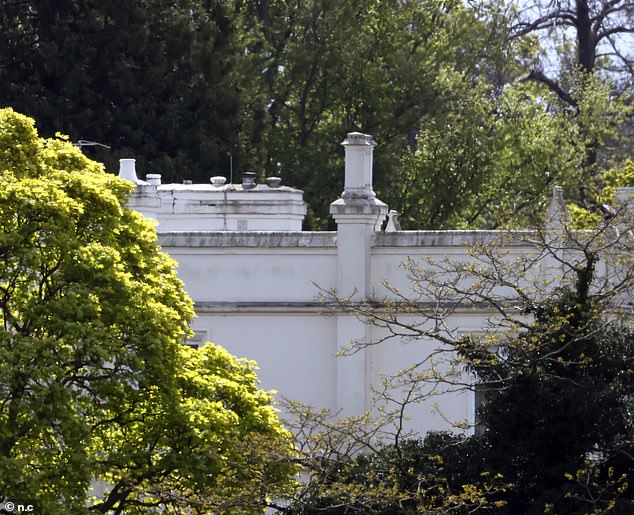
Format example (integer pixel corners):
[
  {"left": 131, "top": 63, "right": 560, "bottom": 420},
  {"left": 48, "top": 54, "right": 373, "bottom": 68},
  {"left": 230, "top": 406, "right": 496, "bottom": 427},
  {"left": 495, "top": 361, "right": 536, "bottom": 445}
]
[{"left": 341, "top": 132, "right": 376, "bottom": 201}]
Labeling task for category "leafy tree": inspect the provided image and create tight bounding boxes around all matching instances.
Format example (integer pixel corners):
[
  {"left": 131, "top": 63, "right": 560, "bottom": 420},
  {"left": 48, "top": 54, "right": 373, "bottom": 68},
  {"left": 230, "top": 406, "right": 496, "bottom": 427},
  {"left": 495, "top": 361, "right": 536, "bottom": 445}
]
[
  {"left": 282, "top": 426, "right": 509, "bottom": 514},
  {"left": 509, "top": 0, "right": 634, "bottom": 206},
  {"left": 2, "top": 0, "right": 629, "bottom": 230},
  {"left": 92, "top": 344, "right": 297, "bottom": 514},
  {"left": 383, "top": 0, "right": 632, "bottom": 229},
  {"left": 236, "top": 0, "right": 520, "bottom": 228},
  {"left": 0, "top": 0, "right": 239, "bottom": 182},
  {"left": 511, "top": 0, "right": 634, "bottom": 94},
  {"left": 0, "top": 108, "right": 295, "bottom": 513},
  {"left": 454, "top": 263, "right": 634, "bottom": 512},
  {"left": 397, "top": 80, "right": 587, "bottom": 229},
  {"left": 235, "top": 0, "right": 631, "bottom": 230},
  {"left": 570, "top": 158, "right": 634, "bottom": 228}
]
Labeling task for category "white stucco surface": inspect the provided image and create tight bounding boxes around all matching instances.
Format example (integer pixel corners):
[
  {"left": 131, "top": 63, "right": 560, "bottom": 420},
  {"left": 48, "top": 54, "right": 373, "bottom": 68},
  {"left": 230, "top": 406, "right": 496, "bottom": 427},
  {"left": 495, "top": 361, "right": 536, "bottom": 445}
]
[{"left": 193, "top": 312, "right": 338, "bottom": 411}]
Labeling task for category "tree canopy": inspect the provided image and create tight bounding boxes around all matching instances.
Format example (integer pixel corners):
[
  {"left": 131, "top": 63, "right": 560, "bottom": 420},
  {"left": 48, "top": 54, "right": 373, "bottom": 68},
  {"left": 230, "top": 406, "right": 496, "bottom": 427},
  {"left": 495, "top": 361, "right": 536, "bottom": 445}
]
[
  {"left": 0, "top": 0, "right": 240, "bottom": 182},
  {"left": 0, "top": 108, "right": 295, "bottom": 513},
  {"left": 1, "top": 0, "right": 631, "bottom": 228},
  {"left": 236, "top": 0, "right": 527, "bottom": 227}
]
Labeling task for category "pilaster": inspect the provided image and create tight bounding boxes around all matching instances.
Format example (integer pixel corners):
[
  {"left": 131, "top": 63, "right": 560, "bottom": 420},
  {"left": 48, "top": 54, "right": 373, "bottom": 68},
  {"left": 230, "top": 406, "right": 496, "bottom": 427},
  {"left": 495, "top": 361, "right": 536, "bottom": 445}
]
[{"left": 330, "top": 133, "right": 388, "bottom": 416}]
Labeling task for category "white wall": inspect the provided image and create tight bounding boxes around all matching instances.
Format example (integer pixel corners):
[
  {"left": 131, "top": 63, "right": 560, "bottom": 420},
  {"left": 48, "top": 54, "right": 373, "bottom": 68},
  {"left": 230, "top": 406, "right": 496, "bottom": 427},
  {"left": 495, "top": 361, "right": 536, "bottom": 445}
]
[{"left": 158, "top": 230, "right": 526, "bottom": 436}]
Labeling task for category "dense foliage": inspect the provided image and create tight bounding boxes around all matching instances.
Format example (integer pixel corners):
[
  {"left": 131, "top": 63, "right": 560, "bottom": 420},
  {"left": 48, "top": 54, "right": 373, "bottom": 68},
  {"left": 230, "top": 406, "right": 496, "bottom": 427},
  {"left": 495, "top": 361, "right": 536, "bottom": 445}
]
[
  {"left": 453, "top": 265, "right": 634, "bottom": 513},
  {"left": 0, "top": 108, "right": 295, "bottom": 513},
  {"left": 2, "top": 0, "right": 631, "bottom": 229},
  {"left": 236, "top": 0, "right": 523, "bottom": 227},
  {"left": 0, "top": 0, "right": 239, "bottom": 182}
]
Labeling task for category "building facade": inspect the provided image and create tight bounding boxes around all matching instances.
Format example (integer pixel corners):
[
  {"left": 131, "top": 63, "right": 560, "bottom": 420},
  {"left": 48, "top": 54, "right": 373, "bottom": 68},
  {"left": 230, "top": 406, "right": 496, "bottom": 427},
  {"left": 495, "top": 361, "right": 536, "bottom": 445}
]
[{"left": 122, "top": 133, "right": 633, "bottom": 435}]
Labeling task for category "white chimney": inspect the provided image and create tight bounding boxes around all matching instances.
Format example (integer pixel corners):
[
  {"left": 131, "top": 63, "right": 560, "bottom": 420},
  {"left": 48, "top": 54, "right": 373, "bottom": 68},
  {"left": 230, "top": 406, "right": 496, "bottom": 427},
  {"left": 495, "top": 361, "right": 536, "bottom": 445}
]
[
  {"left": 341, "top": 132, "right": 376, "bottom": 201},
  {"left": 118, "top": 159, "right": 148, "bottom": 185},
  {"left": 329, "top": 132, "right": 388, "bottom": 417}
]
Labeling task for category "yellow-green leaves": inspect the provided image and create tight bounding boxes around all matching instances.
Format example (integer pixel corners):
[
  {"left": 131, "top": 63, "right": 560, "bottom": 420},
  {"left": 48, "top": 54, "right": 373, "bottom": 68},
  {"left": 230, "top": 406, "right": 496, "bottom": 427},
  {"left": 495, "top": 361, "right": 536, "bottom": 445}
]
[{"left": 0, "top": 109, "right": 295, "bottom": 513}]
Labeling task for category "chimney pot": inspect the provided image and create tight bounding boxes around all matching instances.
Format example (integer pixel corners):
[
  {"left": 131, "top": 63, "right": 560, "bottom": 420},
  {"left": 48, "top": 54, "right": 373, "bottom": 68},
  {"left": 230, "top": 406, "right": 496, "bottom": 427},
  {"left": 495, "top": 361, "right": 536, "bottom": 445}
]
[
  {"left": 119, "top": 158, "right": 142, "bottom": 184},
  {"left": 341, "top": 132, "right": 376, "bottom": 200},
  {"left": 211, "top": 176, "right": 227, "bottom": 186},
  {"left": 242, "top": 171, "right": 257, "bottom": 190},
  {"left": 266, "top": 176, "right": 282, "bottom": 188}
]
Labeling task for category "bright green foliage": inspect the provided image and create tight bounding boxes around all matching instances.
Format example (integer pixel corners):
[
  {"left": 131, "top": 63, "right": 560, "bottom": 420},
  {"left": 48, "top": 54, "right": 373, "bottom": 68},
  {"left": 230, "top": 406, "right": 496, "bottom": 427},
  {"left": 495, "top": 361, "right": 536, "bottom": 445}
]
[
  {"left": 569, "top": 159, "right": 634, "bottom": 228},
  {"left": 567, "top": 202, "right": 603, "bottom": 229},
  {"left": 599, "top": 160, "right": 634, "bottom": 205},
  {"left": 395, "top": 63, "right": 632, "bottom": 229},
  {"left": 566, "top": 73, "right": 632, "bottom": 204},
  {"left": 93, "top": 344, "right": 297, "bottom": 514},
  {"left": 0, "top": 0, "right": 239, "bottom": 182},
  {"left": 0, "top": 108, "right": 295, "bottom": 513}
]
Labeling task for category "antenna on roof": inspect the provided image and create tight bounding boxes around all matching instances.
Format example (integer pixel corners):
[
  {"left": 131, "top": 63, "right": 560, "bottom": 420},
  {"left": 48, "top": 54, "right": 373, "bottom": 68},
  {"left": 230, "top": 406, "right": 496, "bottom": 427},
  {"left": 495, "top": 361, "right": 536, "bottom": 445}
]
[{"left": 73, "top": 140, "right": 111, "bottom": 149}]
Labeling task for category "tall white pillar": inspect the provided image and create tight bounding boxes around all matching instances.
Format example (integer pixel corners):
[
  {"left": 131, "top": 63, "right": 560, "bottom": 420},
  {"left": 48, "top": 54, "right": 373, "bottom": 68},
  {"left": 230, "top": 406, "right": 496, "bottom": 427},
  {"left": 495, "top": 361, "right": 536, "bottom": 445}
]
[{"left": 330, "top": 133, "right": 388, "bottom": 415}]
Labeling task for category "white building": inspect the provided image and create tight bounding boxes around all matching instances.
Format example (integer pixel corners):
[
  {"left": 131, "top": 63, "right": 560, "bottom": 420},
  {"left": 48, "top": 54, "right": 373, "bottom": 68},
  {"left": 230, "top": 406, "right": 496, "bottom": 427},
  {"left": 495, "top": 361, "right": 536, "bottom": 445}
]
[{"left": 122, "top": 133, "right": 634, "bottom": 436}]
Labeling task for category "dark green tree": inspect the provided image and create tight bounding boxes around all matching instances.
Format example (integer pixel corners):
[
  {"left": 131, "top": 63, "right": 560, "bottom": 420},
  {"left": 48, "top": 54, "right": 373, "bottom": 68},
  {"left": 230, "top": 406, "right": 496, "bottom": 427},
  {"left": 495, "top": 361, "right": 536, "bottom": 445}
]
[
  {"left": 457, "top": 271, "right": 634, "bottom": 512},
  {"left": 236, "top": 0, "right": 520, "bottom": 228},
  {"left": 0, "top": 0, "right": 240, "bottom": 182}
]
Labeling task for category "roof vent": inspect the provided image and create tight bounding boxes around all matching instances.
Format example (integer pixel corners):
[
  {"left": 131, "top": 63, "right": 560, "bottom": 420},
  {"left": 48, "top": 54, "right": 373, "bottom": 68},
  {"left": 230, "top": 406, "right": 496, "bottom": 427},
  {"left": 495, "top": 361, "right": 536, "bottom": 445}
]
[
  {"left": 146, "top": 174, "right": 161, "bottom": 185},
  {"left": 242, "top": 171, "right": 256, "bottom": 190},
  {"left": 266, "top": 176, "right": 282, "bottom": 188},
  {"left": 210, "top": 176, "right": 227, "bottom": 186}
]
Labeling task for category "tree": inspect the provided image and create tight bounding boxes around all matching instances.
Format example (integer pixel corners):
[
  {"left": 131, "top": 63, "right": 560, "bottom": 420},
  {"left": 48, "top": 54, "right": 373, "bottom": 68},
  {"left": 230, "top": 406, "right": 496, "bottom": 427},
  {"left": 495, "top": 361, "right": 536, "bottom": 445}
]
[
  {"left": 280, "top": 407, "right": 509, "bottom": 513},
  {"left": 0, "top": 0, "right": 240, "bottom": 182},
  {"left": 385, "top": 0, "right": 632, "bottom": 229},
  {"left": 91, "top": 344, "right": 297, "bottom": 514},
  {"left": 235, "top": 0, "right": 521, "bottom": 228},
  {"left": 396, "top": 81, "right": 588, "bottom": 229},
  {"left": 0, "top": 108, "right": 295, "bottom": 513},
  {"left": 510, "top": 0, "right": 634, "bottom": 205},
  {"left": 281, "top": 196, "right": 634, "bottom": 512},
  {"left": 569, "top": 158, "right": 634, "bottom": 227},
  {"left": 511, "top": 0, "right": 634, "bottom": 94}
]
